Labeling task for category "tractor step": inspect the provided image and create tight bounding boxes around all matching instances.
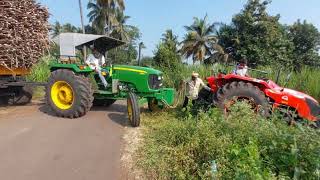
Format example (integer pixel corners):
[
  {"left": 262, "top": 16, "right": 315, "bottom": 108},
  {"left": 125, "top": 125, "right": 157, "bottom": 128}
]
[{"left": 94, "top": 90, "right": 114, "bottom": 95}]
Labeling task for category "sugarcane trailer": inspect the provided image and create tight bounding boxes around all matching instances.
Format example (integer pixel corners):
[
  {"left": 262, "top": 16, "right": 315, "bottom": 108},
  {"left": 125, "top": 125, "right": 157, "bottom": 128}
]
[{"left": 0, "top": 64, "right": 47, "bottom": 105}]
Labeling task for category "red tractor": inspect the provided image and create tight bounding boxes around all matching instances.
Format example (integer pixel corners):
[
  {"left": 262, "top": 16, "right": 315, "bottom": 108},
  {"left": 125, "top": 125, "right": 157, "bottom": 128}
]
[{"left": 198, "top": 67, "right": 320, "bottom": 127}]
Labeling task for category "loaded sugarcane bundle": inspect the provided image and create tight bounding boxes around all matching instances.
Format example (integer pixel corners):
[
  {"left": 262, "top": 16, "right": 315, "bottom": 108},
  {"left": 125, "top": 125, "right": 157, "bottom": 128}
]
[{"left": 0, "top": 0, "right": 49, "bottom": 69}]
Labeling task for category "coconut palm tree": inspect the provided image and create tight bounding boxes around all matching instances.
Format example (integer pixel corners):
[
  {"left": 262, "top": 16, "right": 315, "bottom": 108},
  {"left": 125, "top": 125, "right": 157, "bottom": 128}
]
[
  {"left": 87, "top": 0, "right": 125, "bottom": 35},
  {"left": 87, "top": 1, "right": 107, "bottom": 34},
  {"left": 51, "top": 21, "right": 62, "bottom": 38},
  {"left": 180, "top": 15, "right": 223, "bottom": 64},
  {"left": 161, "top": 29, "right": 179, "bottom": 52},
  {"left": 96, "top": 0, "right": 125, "bottom": 10},
  {"left": 111, "top": 9, "right": 131, "bottom": 41},
  {"left": 51, "top": 22, "right": 80, "bottom": 37}
]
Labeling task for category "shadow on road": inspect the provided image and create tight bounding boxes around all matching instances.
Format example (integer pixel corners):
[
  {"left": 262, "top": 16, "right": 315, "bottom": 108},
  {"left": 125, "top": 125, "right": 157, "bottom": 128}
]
[
  {"left": 0, "top": 99, "right": 44, "bottom": 107},
  {"left": 0, "top": 99, "right": 9, "bottom": 107},
  {"left": 107, "top": 113, "right": 128, "bottom": 127},
  {"left": 38, "top": 102, "right": 130, "bottom": 127}
]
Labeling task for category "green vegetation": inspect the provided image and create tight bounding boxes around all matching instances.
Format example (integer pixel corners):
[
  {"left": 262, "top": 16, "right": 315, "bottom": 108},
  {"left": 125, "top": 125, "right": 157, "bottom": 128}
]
[
  {"left": 138, "top": 103, "right": 320, "bottom": 179},
  {"left": 26, "top": 56, "right": 51, "bottom": 83},
  {"left": 30, "top": 0, "right": 320, "bottom": 178},
  {"left": 167, "top": 0, "right": 320, "bottom": 72},
  {"left": 270, "top": 67, "right": 320, "bottom": 100},
  {"left": 87, "top": 0, "right": 125, "bottom": 35}
]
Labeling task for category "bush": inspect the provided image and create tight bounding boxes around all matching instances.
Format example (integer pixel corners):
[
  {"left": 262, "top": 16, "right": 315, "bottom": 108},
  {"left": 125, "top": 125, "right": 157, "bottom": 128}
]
[
  {"left": 26, "top": 55, "right": 51, "bottom": 82},
  {"left": 138, "top": 103, "right": 320, "bottom": 179}
]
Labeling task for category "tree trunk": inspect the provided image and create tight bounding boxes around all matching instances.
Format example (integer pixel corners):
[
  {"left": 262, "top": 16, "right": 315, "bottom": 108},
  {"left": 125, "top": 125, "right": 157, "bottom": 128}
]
[{"left": 78, "top": 0, "right": 86, "bottom": 59}]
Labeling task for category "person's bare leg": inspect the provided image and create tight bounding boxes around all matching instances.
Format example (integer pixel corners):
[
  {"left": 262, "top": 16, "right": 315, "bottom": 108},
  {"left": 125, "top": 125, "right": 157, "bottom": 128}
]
[{"left": 97, "top": 69, "right": 108, "bottom": 88}]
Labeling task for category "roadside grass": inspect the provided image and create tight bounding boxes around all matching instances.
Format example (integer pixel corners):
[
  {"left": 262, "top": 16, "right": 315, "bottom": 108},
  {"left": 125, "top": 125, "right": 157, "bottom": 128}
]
[
  {"left": 138, "top": 103, "right": 320, "bottom": 179},
  {"left": 26, "top": 56, "right": 51, "bottom": 99},
  {"left": 26, "top": 55, "right": 51, "bottom": 83},
  {"left": 138, "top": 64, "right": 320, "bottom": 179}
]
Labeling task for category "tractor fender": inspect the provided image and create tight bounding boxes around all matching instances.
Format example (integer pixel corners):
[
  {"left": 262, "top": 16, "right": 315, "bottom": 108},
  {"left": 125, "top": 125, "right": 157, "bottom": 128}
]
[
  {"left": 49, "top": 64, "right": 93, "bottom": 75},
  {"left": 220, "top": 74, "right": 271, "bottom": 91}
]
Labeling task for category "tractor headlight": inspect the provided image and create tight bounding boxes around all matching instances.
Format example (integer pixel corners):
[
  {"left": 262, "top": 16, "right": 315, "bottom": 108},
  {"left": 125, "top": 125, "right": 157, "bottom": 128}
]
[{"left": 149, "top": 74, "right": 162, "bottom": 89}]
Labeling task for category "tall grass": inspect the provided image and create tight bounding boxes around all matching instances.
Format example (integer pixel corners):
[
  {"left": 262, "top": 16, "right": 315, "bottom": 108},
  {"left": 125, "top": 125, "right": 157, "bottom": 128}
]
[
  {"left": 26, "top": 55, "right": 51, "bottom": 82},
  {"left": 273, "top": 67, "right": 320, "bottom": 100},
  {"left": 138, "top": 103, "right": 320, "bottom": 179}
]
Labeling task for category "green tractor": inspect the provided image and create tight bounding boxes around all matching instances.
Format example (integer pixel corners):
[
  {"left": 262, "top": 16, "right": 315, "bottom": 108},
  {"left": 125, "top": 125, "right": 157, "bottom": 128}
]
[{"left": 46, "top": 33, "right": 175, "bottom": 127}]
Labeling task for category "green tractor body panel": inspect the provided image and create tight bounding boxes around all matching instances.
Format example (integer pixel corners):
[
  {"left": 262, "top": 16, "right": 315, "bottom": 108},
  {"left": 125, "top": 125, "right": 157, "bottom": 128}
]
[
  {"left": 110, "top": 65, "right": 161, "bottom": 93},
  {"left": 49, "top": 62, "right": 93, "bottom": 73},
  {"left": 49, "top": 61, "right": 175, "bottom": 107}
]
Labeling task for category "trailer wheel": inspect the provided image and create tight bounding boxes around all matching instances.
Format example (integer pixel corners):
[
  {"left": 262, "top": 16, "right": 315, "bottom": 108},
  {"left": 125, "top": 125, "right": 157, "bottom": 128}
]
[
  {"left": 46, "top": 69, "right": 93, "bottom": 118},
  {"left": 127, "top": 92, "right": 140, "bottom": 127},
  {"left": 93, "top": 99, "right": 116, "bottom": 107},
  {"left": 0, "top": 96, "right": 9, "bottom": 105},
  {"left": 10, "top": 86, "right": 33, "bottom": 105}
]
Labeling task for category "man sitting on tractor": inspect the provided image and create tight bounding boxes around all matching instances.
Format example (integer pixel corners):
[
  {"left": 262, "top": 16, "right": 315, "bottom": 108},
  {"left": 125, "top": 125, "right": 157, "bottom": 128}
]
[
  {"left": 183, "top": 72, "right": 211, "bottom": 107},
  {"left": 233, "top": 59, "right": 249, "bottom": 77},
  {"left": 85, "top": 46, "right": 108, "bottom": 88}
]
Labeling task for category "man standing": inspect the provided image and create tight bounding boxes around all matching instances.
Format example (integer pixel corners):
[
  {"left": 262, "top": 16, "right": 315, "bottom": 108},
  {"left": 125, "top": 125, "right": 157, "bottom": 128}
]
[
  {"left": 183, "top": 72, "right": 211, "bottom": 107},
  {"left": 85, "top": 47, "right": 108, "bottom": 88}
]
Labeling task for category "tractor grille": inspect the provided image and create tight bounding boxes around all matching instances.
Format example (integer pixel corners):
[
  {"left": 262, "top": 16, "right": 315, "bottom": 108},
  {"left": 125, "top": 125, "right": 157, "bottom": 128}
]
[
  {"left": 148, "top": 74, "right": 162, "bottom": 90},
  {"left": 306, "top": 98, "right": 320, "bottom": 117}
]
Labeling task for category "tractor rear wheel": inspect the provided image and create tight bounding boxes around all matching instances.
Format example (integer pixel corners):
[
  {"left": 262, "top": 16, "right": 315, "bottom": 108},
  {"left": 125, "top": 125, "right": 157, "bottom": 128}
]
[
  {"left": 93, "top": 99, "right": 116, "bottom": 107},
  {"left": 216, "top": 81, "right": 269, "bottom": 117},
  {"left": 46, "top": 69, "right": 93, "bottom": 118},
  {"left": 127, "top": 92, "right": 140, "bottom": 127}
]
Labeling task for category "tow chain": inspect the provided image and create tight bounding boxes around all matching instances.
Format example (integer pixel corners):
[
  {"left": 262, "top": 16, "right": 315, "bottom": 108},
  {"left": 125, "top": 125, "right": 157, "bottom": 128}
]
[{"left": 161, "top": 80, "right": 187, "bottom": 109}]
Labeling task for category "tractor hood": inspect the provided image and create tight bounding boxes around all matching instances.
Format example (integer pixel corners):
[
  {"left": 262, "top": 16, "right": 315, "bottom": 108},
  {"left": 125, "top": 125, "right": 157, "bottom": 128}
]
[
  {"left": 113, "top": 65, "right": 162, "bottom": 75},
  {"left": 283, "top": 88, "right": 319, "bottom": 104}
]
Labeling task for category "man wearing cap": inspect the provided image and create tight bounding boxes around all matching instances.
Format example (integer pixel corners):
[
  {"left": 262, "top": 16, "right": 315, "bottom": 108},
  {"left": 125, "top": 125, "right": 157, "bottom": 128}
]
[
  {"left": 183, "top": 72, "right": 211, "bottom": 107},
  {"left": 85, "top": 47, "right": 108, "bottom": 88}
]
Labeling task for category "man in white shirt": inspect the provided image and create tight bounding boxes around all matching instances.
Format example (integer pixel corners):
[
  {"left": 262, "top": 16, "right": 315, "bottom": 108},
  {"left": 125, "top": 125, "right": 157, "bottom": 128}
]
[
  {"left": 183, "top": 72, "right": 211, "bottom": 107},
  {"left": 233, "top": 59, "right": 248, "bottom": 77},
  {"left": 85, "top": 47, "right": 108, "bottom": 88}
]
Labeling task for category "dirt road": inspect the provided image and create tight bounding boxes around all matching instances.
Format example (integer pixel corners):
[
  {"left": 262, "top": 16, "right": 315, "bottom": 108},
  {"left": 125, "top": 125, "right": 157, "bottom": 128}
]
[{"left": 0, "top": 101, "right": 127, "bottom": 180}]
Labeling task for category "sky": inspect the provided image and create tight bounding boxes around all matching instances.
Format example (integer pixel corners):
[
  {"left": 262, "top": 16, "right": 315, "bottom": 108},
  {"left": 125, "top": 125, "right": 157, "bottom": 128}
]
[{"left": 38, "top": 0, "right": 320, "bottom": 57}]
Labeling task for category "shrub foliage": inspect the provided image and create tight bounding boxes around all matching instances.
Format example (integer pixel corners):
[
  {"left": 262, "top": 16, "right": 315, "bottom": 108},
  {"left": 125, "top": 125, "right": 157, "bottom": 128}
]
[{"left": 138, "top": 103, "right": 320, "bottom": 179}]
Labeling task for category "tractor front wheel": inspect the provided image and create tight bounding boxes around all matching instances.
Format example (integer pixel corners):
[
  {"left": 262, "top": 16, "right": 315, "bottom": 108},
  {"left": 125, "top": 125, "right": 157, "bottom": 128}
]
[
  {"left": 217, "top": 81, "right": 269, "bottom": 117},
  {"left": 46, "top": 69, "right": 93, "bottom": 118},
  {"left": 127, "top": 92, "right": 140, "bottom": 127}
]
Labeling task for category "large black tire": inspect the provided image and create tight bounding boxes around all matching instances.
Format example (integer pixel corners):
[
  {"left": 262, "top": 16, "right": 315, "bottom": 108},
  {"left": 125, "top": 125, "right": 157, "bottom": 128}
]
[
  {"left": 0, "top": 96, "right": 9, "bottom": 106},
  {"left": 216, "top": 81, "right": 269, "bottom": 117},
  {"left": 46, "top": 69, "right": 94, "bottom": 118},
  {"left": 10, "top": 86, "right": 33, "bottom": 105},
  {"left": 127, "top": 92, "right": 140, "bottom": 127},
  {"left": 93, "top": 99, "right": 116, "bottom": 107}
]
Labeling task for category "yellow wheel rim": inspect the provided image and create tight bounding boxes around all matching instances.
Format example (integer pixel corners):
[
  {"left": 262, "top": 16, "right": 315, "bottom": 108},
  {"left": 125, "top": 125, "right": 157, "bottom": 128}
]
[
  {"left": 51, "top": 81, "right": 74, "bottom": 110},
  {"left": 127, "top": 99, "right": 133, "bottom": 121}
]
